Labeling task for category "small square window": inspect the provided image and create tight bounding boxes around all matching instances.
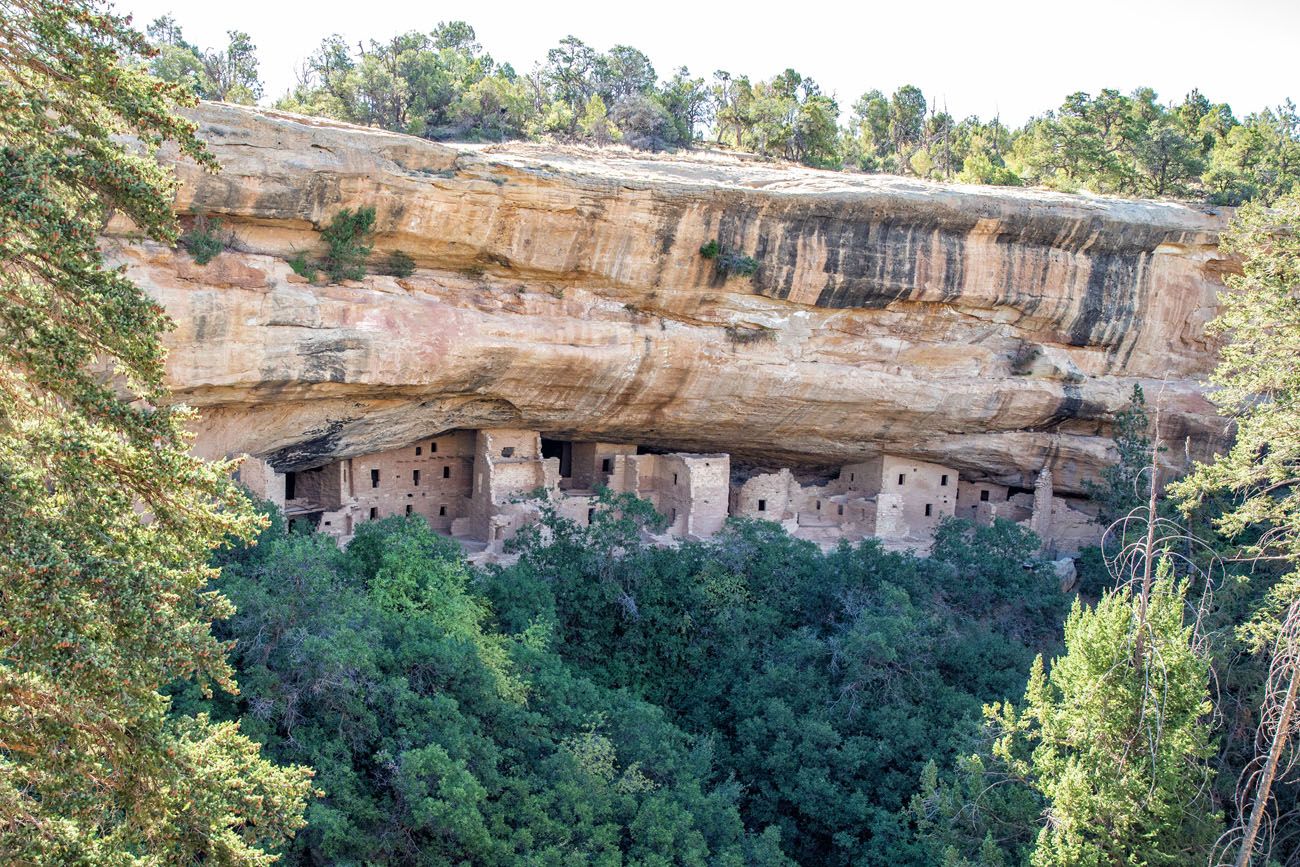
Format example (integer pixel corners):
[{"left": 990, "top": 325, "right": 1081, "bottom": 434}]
[
  {"left": 601, "top": 458, "right": 612, "bottom": 473},
  {"left": 370, "top": 469, "right": 380, "bottom": 488},
  {"left": 925, "top": 504, "right": 933, "bottom": 517},
  {"left": 940, "top": 474, "right": 949, "bottom": 486},
  {"left": 438, "top": 505, "right": 447, "bottom": 516},
  {"left": 757, "top": 499, "right": 767, "bottom": 512},
  {"left": 980, "top": 489, "right": 990, "bottom": 502},
  {"left": 443, "top": 466, "right": 451, "bottom": 479},
  {"left": 415, "top": 446, "right": 422, "bottom": 456},
  {"left": 430, "top": 441, "right": 438, "bottom": 453},
  {"left": 898, "top": 474, "right": 906, "bottom": 485},
  {"left": 369, "top": 507, "right": 378, "bottom": 520},
  {"left": 502, "top": 446, "right": 515, "bottom": 458}
]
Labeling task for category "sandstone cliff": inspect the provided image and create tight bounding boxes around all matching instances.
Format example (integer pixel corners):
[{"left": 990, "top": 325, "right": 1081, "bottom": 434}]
[{"left": 107, "top": 103, "right": 1233, "bottom": 494}]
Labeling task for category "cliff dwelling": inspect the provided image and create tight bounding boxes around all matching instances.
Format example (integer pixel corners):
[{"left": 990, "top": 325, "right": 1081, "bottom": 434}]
[
  {"left": 120, "top": 104, "right": 1232, "bottom": 573},
  {"left": 238, "top": 429, "right": 1101, "bottom": 560}
]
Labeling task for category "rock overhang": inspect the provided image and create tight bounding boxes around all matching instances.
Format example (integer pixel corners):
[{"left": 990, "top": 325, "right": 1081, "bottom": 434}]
[{"left": 110, "top": 102, "right": 1233, "bottom": 496}]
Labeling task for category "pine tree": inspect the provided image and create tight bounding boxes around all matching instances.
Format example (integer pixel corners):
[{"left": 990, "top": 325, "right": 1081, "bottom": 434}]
[
  {"left": 1171, "top": 193, "right": 1300, "bottom": 629},
  {"left": 0, "top": 1, "right": 313, "bottom": 860}
]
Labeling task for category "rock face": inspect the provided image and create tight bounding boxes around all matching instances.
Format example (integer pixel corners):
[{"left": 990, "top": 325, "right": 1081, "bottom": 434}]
[{"left": 109, "top": 103, "right": 1234, "bottom": 494}]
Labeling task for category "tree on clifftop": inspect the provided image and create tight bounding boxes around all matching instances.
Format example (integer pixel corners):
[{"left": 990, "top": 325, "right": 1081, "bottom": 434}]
[{"left": 0, "top": 1, "right": 312, "bottom": 861}]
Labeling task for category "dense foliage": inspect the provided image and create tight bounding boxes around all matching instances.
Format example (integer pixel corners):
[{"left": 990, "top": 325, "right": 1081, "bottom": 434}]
[
  {"left": 185, "top": 511, "right": 796, "bottom": 865},
  {"left": 177, "top": 491, "right": 1072, "bottom": 865},
  {"left": 144, "top": 13, "right": 261, "bottom": 104},
  {"left": 1173, "top": 193, "right": 1300, "bottom": 633},
  {"left": 481, "top": 499, "right": 1071, "bottom": 865},
  {"left": 0, "top": 0, "right": 311, "bottom": 861},
  {"left": 191, "top": 464, "right": 1300, "bottom": 865},
  {"left": 991, "top": 575, "right": 1220, "bottom": 866},
  {"left": 149, "top": 16, "right": 1300, "bottom": 201}
]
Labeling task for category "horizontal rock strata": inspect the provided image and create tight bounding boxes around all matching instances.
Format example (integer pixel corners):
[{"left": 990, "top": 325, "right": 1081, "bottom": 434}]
[{"left": 109, "top": 103, "right": 1234, "bottom": 494}]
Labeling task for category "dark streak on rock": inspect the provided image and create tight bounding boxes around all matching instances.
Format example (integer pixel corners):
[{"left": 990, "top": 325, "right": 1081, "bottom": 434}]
[{"left": 266, "top": 418, "right": 350, "bottom": 471}]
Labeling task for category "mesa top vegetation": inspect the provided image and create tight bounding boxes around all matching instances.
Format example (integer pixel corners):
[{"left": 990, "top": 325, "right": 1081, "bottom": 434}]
[{"left": 148, "top": 15, "right": 1298, "bottom": 204}]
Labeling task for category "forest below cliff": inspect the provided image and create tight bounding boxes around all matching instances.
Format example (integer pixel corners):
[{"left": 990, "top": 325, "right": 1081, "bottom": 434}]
[
  {"left": 144, "top": 15, "right": 1300, "bottom": 203},
  {"left": 164, "top": 405, "right": 1297, "bottom": 866},
  {"left": 5, "top": 3, "right": 1300, "bottom": 866}
]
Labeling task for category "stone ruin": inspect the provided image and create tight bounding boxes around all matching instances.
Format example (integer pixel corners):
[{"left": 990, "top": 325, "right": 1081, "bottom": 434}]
[{"left": 238, "top": 429, "right": 1102, "bottom": 562}]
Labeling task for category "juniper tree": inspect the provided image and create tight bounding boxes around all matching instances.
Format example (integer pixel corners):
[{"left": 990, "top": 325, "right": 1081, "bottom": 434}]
[{"left": 986, "top": 570, "right": 1221, "bottom": 866}]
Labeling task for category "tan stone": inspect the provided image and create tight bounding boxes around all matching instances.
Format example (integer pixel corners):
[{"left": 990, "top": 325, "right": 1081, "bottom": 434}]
[{"left": 115, "top": 103, "right": 1234, "bottom": 496}]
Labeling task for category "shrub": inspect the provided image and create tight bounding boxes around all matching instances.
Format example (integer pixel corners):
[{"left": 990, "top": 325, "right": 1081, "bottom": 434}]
[
  {"left": 321, "top": 206, "right": 376, "bottom": 282},
  {"left": 1010, "top": 343, "right": 1041, "bottom": 375},
  {"left": 180, "top": 214, "right": 228, "bottom": 265},
  {"left": 610, "top": 95, "right": 679, "bottom": 151},
  {"left": 724, "top": 324, "right": 775, "bottom": 345},
  {"left": 699, "top": 238, "right": 759, "bottom": 278},
  {"left": 287, "top": 252, "right": 317, "bottom": 282},
  {"left": 717, "top": 251, "right": 760, "bottom": 277},
  {"left": 380, "top": 249, "right": 416, "bottom": 278}
]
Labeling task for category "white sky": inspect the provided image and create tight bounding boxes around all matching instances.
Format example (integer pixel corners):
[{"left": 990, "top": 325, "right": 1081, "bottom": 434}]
[{"left": 114, "top": 0, "right": 1298, "bottom": 125}]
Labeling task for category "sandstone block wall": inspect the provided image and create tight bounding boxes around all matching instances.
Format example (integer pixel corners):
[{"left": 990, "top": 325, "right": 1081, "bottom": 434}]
[
  {"left": 876, "top": 455, "right": 958, "bottom": 541},
  {"left": 681, "top": 456, "right": 730, "bottom": 538},
  {"left": 569, "top": 442, "right": 637, "bottom": 490},
  {"left": 731, "top": 469, "right": 799, "bottom": 521},
  {"left": 956, "top": 480, "right": 1011, "bottom": 523}
]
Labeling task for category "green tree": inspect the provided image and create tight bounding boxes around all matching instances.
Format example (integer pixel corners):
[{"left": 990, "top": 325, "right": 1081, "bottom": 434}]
[
  {"left": 277, "top": 23, "right": 508, "bottom": 139},
  {"left": 988, "top": 573, "right": 1221, "bottom": 866},
  {"left": 578, "top": 92, "right": 618, "bottom": 144},
  {"left": 200, "top": 30, "right": 261, "bottom": 104},
  {"left": 0, "top": 1, "right": 312, "bottom": 860},
  {"left": 736, "top": 69, "right": 839, "bottom": 167},
  {"left": 483, "top": 499, "right": 1066, "bottom": 865},
  {"left": 660, "top": 66, "right": 710, "bottom": 143},
  {"left": 845, "top": 89, "right": 892, "bottom": 170},
  {"left": 195, "top": 515, "right": 782, "bottom": 865},
  {"left": 144, "top": 14, "right": 205, "bottom": 95},
  {"left": 595, "top": 43, "right": 656, "bottom": 104},
  {"left": 544, "top": 34, "right": 598, "bottom": 135},
  {"left": 1166, "top": 200, "right": 1300, "bottom": 863},
  {"left": 1171, "top": 194, "right": 1300, "bottom": 628},
  {"left": 889, "top": 85, "right": 928, "bottom": 169},
  {"left": 711, "top": 70, "right": 754, "bottom": 147},
  {"left": 1085, "top": 384, "right": 1156, "bottom": 527},
  {"left": 1203, "top": 103, "right": 1300, "bottom": 205},
  {"left": 145, "top": 18, "right": 262, "bottom": 105}
]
